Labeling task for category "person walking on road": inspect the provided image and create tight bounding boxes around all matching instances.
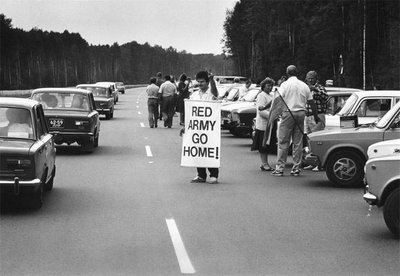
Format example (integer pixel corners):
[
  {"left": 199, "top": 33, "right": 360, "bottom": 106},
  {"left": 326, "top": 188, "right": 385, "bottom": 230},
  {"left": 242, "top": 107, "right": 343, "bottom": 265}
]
[
  {"left": 251, "top": 77, "right": 275, "bottom": 171},
  {"left": 303, "top": 70, "right": 328, "bottom": 171},
  {"left": 189, "top": 70, "right": 219, "bottom": 184},
  {"left": 271, "top": 65, "right": 320, "bottom": 177},
  {"left": 177, "top": 73, "right": 191, "bottom": 126},
  {"left": 158, "top": 75, "right": 177, "bottom": 128},
  {"left": 155, "top": 72, "right": 164, "bottom": 120},
  {"left": 146, "top": 77, "right": 159, "bottom": 128}
]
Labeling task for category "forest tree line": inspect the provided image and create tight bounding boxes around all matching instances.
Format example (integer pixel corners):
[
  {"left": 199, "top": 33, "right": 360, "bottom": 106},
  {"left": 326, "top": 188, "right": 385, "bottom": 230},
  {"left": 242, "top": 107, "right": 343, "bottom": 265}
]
[
  {"left": 223, "top": 0, "right": 400, "bottom": 89},
  {"left": 0, "top": 14, "right": 235, "bottom": 90}
]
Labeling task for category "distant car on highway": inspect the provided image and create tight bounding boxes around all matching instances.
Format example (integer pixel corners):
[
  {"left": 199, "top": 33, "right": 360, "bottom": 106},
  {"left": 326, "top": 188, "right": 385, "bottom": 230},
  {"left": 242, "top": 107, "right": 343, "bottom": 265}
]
[
  {"left": 363, "top": 138, "right": 400, "bottom": 237},
  {"left": 116, "top": 82, "right": 125, "bottom": 94},
  {"left": 306, "top": 100, "right": 400, "bottom": 187},
  {"left": 0, "top": 98, "right": 56, "bottom": 208},
  {"left": 96, "top": 82, "right": 119, "bottom": 103},
  {"left": 76, "top": 84, "right": 115, "bottom": 119},
  {"left": 31, "top": 88, "right": 100, "bottom": 152}
]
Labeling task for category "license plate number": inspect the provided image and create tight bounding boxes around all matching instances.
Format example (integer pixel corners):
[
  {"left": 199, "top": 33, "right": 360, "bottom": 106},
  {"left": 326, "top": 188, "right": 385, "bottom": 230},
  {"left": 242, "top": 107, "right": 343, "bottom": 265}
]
[{"left": 49, "top": 118, "right": 64, "bottom": 128}]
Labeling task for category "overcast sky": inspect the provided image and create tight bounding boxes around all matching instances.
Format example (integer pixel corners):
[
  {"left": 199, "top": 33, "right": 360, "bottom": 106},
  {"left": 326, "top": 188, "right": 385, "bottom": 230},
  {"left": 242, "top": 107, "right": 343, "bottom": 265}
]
[{"left": 2, "top": 0, "right": 238, "bottom": 55}]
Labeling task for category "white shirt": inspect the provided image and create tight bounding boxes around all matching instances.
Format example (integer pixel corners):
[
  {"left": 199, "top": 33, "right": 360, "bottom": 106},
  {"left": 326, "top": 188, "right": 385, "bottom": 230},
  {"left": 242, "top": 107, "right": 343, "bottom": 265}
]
[
  {"left": 255, "top": 92, "right": 272, "bottom": 130},
  {"left": 279, "top": 76, "right": 312, "bottom": 112},
  {"left": 190, "top": 88, "right": 216, "bottom": 101}
]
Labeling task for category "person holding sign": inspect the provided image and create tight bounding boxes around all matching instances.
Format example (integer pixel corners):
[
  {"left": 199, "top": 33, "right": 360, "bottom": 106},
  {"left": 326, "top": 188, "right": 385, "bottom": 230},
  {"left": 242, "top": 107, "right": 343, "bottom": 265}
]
[{"left": 188, "top": 70, "right": 219, "bottom": 184}]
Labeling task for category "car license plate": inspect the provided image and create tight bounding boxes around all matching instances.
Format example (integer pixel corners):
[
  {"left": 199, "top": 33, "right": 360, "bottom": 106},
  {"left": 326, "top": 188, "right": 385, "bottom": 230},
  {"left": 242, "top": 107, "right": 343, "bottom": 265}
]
[{"left": 49, "top": 118, "right": 64, "bottom": 128}]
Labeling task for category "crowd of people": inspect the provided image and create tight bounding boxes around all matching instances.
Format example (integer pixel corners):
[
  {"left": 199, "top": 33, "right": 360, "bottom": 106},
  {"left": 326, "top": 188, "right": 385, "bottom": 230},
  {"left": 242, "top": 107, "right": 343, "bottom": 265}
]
[{"left": 146, "top": 65, "right": 329, "bottom": 183}]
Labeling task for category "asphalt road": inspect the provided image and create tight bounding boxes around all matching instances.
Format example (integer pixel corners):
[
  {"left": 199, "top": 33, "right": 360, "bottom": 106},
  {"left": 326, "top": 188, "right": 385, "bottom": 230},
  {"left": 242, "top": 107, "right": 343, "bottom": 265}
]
[{"left": 1, "top": 87, "right": 399, "bottom": 275}]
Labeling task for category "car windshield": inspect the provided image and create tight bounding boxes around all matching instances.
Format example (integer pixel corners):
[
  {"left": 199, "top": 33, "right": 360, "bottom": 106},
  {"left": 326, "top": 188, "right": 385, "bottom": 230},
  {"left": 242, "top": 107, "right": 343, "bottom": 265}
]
[
  {"left": 0, "top": 107, "right": 34, "bottom": 139},
  {"left": 226, "top": 88, "right": 239, "bottom": 100},
  {"left": 337, "top": 94, "right": 358, "bottom": 116},
  {"left": 376, "top": 101, "right": 400, "bottom": 129},
  {"left": 33, "top": 92, "right": 90, "bottom": 111},
  {"left": 242, "top": 89, "right": 260, "bottom": 102}
]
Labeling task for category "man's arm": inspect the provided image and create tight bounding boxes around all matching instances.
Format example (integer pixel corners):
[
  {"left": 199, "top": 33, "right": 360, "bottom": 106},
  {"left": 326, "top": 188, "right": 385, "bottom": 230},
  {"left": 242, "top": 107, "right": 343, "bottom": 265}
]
[
  {"left": 209, "top": 74, "right": 218, "bottom": 98},
  {"left": 307, "top": 99, "right": 320, "bottom": 123}
]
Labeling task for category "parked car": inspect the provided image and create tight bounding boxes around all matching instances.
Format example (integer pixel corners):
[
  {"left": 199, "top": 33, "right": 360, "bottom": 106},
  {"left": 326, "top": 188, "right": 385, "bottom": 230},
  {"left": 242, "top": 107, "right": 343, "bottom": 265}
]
[
  {"left": 221, "top": 88, "right": 260, "bottom": 131},
  {"left": 96, "top": 82, "right": 119, "bottom": 103},
  {"left": 325, "top": 90, "right": 400, "bottom": 130},
  {"left": 214, "top": 76, "right": 247, "bottom": 98},
  {"left": 116, "top": 82, "right": 125, "bottom": 94},
  {"left": 230, "top": 87, "right": 360, "bottom": 139},
  {"left": 77, "top": 84, "right": 114, "bottom": 119},
  {"left": 0, "top": 98, "right": 56, "bottom": 208},
  {"left": 363, "top": 139, "right": 400, "bottom": 237},
  {"left": 306, "top": 100, "right": 400, "bottom": 187},
  {"left": 31, "top": 88, "right": 100, "bottom": 152}
]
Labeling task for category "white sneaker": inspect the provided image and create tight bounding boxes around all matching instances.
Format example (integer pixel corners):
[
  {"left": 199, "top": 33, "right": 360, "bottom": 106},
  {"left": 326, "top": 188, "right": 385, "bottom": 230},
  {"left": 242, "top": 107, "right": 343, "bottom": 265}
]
[
  {"left": 312, "top": 166, "right": 320, "bottom": 172},
  {"left": 303, "top": 165, "right": 315, "bottom": 170},
  {"left": 208, "top": 177, "right": 218, "bottom": 184}
]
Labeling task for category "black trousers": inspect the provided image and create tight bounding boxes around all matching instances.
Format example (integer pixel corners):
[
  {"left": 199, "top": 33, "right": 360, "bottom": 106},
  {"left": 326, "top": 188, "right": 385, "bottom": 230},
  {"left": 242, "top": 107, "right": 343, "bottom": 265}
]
[{"left": 197, "top": 167, "right": 219, "bottom": 179}]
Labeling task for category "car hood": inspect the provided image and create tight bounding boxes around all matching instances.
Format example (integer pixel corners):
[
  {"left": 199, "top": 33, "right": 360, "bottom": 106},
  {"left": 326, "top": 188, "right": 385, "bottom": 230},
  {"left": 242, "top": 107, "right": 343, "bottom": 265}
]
[
  {"left": 367, "top": 139, "right": 400, "bottom": 159},
  {"left": 308, "top": 126, "right": 381, "bottom": 141},
  {"left": 221, "top": 102, "right": 255, "bottom": 112},
  {"left": 0, "top": 139, "right": 35, "bottom": 155}
]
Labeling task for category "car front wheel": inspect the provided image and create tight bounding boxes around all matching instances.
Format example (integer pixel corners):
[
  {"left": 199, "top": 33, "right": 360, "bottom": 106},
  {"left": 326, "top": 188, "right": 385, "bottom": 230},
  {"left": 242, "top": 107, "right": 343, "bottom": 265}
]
[
  {"left": 326, "top": 150, "right": 364, "bottom": 187},
  {"left": 384, "top": 188, "right": 399, "bottom": 238}
]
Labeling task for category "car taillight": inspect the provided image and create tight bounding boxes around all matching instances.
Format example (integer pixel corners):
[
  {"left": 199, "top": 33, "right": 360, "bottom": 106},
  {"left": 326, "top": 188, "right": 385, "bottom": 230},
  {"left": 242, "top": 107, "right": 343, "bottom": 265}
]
[
  {"left": 7, "top": 158, "right": 32, "bottom": 170},
  {"left": 75, "top": 120, "right": 89, "bottom": 126}
]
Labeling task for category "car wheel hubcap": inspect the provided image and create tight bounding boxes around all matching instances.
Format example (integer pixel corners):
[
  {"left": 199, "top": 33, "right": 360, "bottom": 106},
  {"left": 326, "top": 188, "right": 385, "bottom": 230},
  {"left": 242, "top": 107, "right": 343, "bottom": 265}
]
[{"left": 333, "top": 158, "right": 357, "bottom": 181}]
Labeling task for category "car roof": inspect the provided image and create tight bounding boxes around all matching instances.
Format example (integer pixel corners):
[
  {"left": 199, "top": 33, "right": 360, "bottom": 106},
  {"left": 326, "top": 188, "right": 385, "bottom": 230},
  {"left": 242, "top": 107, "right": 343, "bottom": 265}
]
[
  {"left": 32, "top": 87, "right": 91, "bottom": 95},
  {"left": 214, "top": 76, "right": 247, "bottom": 79},
  {"left": 77, "top": 83, "right": 110, "bottom": 89},
  {"left": 352, "top": 90, "right": 400, "bottom": 97},
  {"left": 96, "top": 81, "right": 116, "bottom": 85},
  {"left": 325, "top": 87, "right": 363, "bottom": 93},
  {"left": 0, "top": 97, "right": 38, "bottom": 108}
]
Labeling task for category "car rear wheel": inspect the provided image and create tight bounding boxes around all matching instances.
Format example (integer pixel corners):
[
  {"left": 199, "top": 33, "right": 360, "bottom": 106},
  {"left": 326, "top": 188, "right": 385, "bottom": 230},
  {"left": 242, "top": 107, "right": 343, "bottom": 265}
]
[
  {"left": 81, "top": 139, "right": 95, "bottom": 152},
  {"left": 105, "top": 112, "right": 112, "bottom": 120},
  {"left": 326, "top": 150, "right": 364, "bottom": 187},
  {"left": 94, "top": 134, "right": 99, "bottom": 148},
  {"left": 384, "top": 188, "right": 399, "bottom": 238},
  {"left": 44, "top": 166, "right": 56, "bottom": 191}
]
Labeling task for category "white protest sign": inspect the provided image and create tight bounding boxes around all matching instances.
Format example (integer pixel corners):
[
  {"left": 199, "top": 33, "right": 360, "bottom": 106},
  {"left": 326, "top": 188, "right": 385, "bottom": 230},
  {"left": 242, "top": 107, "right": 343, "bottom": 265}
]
[{"left": 181, "top": 100, "right": 221, "bottom": 168}]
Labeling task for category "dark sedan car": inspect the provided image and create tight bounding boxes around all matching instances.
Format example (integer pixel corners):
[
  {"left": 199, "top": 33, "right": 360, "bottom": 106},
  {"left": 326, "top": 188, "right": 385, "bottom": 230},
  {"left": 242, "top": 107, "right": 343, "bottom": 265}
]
[
  {"left": 77, "top": 84, "right": 115, "bottom": 119},
  {"left": 31, "top": 88, "right": 100, "bottom": 152},
  {"left": 0, "top": 98, "right": 56, "bottom": 208}
]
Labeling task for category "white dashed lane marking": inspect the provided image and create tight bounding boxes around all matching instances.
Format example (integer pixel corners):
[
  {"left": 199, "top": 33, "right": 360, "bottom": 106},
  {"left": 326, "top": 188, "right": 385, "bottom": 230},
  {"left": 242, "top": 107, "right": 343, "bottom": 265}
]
[
  {"left": 166, "top": 218, "right": 195, "bottom": 274},
  {"left": 140, "top": 122, "right": 145, "bottom": 127},
  {"left": 138, "top": 111, "right": 141, "bottom": 115},
  {"left": 145, "top": 145, "right": 153, "bottom": 157}
]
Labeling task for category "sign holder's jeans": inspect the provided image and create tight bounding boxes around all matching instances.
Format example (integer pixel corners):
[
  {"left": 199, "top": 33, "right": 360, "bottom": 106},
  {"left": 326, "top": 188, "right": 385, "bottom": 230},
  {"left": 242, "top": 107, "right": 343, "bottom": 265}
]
[{"left": 276, "top": 111, "right": 306, "bottom": 172}]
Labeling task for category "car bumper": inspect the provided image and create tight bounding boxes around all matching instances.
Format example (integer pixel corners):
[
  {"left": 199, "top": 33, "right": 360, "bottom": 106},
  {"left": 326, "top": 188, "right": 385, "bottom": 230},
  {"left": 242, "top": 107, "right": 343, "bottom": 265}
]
[
  {"left": 0, "top": 177, "right": 41, "bottom": 195},
  {"left": 96, "top": 108, "right": 111, "bottom": 114},
  {"left": 51, "top": 131, "right": 95, "bottom": 144},
  {"left": 363, "top": 180, "right": 378, "bottom": 205}
]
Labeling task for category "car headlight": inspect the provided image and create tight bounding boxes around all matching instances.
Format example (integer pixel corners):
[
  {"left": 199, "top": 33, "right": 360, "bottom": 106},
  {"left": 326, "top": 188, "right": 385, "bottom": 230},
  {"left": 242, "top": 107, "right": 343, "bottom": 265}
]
[{"left": 231, "top": 112, "right": 239, "bottom": 122}]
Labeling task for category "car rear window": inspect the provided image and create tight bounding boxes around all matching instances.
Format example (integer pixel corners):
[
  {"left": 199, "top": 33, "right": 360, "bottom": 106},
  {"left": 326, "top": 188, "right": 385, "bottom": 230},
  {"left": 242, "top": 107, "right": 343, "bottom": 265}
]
[
  {"left": 33, "top": 92, "right": 90, "bottom": 111},
  {"left": 0, "top": 107, "right": 34, "bottom": 139}
]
